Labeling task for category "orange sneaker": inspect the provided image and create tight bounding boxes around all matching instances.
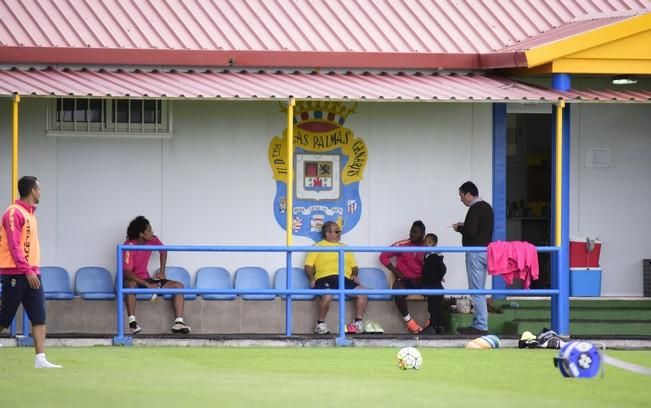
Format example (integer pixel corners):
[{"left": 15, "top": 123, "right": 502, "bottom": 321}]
[{"left": 406, "top": 319, "right": 423, "bottom": 334}]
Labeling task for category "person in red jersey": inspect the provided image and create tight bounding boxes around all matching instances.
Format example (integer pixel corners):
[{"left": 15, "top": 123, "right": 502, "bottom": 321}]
[{"left": 379, "top": 220, "right": 426, "bottom": 334}]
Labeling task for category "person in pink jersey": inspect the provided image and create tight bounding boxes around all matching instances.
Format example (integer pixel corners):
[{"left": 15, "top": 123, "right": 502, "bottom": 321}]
[
  {"left": 0, "top": 176, "right": 61, "bottom": 368},
  {"left": 379, "top": 220, "right": 426, "bottom": 334},
  {"left": 122, "top": 215, "right": 190, "bottom": 334}
]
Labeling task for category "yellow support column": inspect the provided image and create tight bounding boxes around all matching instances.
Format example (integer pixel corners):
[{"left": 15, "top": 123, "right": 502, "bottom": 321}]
[
  {"left": 12, "top": 94, "right": 20, "bottom": 201},
  {"left": 554, "top": 100, "right": 565, "bottom": 246},
  {"left": 285, "top": 98, "right": 295, "bottom": 246}
]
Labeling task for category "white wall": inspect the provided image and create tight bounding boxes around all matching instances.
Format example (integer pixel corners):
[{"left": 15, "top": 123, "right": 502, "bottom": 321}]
[
  {"left": 570, "top": 103, "right": 651, "bottom": 296},
  {"left": 1, "top": 98, "right": 493, "bottom": 290},
  {"left": 3, "top": 92, "right": 650, "bottom": 297}
]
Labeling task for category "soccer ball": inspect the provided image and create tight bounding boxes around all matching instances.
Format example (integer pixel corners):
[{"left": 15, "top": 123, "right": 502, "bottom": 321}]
[
  {"left": 553, "top": 341, "right": 602, "bottom": 378},
  {"left": 396, "top": 347, "right": 423, "bottom": 370}
]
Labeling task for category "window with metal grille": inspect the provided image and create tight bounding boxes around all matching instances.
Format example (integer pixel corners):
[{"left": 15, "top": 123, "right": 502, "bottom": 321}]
[{"left": 47, "top": 98, "right": 172, "bottom": 137}]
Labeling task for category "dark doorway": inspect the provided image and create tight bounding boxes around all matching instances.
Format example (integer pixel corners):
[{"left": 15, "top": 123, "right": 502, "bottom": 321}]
[{"left": 506, "top": 112, "right": 552, "bottom": 289}]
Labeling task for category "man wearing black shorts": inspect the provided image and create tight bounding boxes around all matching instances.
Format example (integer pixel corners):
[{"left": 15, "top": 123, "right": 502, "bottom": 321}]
[
  {"left": 122, "top": 216, "right": 191, "bottom": 334},
  {"left": 304, "top": 221, "right": 368, "bottom": 334},
  {"left": 0, "top": 176, "right": 61, "bottom": 368},
  {"left": 379, "top": 220, "right": 427, "bottom": 333}
]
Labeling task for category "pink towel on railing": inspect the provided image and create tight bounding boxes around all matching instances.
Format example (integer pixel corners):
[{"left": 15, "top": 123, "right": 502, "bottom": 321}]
[{"left": 487, "top": 241, "right": 539, "bottom": 288}]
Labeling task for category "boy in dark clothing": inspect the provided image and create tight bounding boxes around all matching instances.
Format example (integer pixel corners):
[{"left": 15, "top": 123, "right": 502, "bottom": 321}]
[{"left": 421, "top": 233, "right": 447, "bottom": 335}]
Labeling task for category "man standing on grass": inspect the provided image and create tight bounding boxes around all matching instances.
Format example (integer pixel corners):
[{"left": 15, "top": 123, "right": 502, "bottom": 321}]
[{"left": 0, "top": 176, "right": 62, "bottom": 368}]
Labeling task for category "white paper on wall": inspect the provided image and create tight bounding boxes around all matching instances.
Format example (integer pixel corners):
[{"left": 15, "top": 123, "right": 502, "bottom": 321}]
[{"left": 584, "top": 148, "right": 611, "bottom": 168}]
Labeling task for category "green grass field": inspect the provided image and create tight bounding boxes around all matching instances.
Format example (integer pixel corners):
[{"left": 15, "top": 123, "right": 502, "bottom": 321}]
[{"left": 1, "top": 347, "right": 650, "bottom": 407}]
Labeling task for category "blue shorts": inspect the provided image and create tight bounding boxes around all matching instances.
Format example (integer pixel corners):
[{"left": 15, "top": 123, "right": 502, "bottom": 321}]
[
  {"left": 314, "top": 275, "right": 358, "bottom": 290},
  {"left": 0, "top": 275, "right": 46, "bottom": 327}
]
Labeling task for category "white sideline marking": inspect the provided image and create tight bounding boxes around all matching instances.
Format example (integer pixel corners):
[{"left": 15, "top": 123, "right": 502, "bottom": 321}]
[{"left": 604, "top": 355, "right": 651, "bottom": 376}]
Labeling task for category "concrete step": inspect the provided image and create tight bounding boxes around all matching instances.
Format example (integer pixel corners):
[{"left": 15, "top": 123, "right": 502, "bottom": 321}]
[
  {"left": 503, "top": 307, "right": 651, "bottom": 321},
  {"left": 494, "top": 299, "right": 651, "bottom": 309}
]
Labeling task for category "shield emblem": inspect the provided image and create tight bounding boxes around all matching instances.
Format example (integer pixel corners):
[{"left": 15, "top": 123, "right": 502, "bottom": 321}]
[{"left": 269, "top": 102, "right": 367, "bottom": 241}]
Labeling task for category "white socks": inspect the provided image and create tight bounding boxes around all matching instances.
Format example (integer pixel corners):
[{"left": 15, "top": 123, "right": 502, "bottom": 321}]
[
  {"left": 128, "top": 315, "right": 136, "bottom": 323},
  {"left": 35, "top": 353, "right": 62, "bottom": 369},
  {"left": 175, "top": 317, "right": 184, "bottom": 323},
  {"left": 402, "top": 314, "right": 412, "bottom": 322}
]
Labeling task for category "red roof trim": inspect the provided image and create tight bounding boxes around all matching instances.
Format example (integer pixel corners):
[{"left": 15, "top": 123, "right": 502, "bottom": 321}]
[{"left": 0, "top": 47, "right": 482, "bottom": 69}]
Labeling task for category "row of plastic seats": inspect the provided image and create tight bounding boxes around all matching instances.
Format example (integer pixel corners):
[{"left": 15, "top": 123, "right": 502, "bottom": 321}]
[
  {"left": 39, "top": 266, "right": 113, "bottom": 300},
  {"left": 38, "top": 266, "right": 392, "bottom": 301}
]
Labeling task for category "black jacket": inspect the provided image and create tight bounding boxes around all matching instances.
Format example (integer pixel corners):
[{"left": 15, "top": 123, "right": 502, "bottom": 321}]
[{"left": 422, "top": 253, "right": 446, "bottom": 289}]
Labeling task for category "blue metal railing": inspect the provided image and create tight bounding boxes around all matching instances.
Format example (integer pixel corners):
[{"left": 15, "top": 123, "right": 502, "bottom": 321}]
[{"left": 115, "top": 244, "right": 564, "bottom": 346}]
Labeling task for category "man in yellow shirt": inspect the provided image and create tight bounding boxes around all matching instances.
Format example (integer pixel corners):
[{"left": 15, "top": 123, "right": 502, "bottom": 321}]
[{"left": 304, "top": 221, "right": 367, "bottom": 334}]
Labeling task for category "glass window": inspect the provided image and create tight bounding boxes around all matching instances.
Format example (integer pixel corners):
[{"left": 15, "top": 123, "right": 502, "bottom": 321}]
[{"left": 50, "top": 98, "right": 169, "bottom": 135}]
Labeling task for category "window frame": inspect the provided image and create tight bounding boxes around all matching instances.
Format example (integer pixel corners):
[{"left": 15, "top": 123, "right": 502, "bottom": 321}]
[{"left": 46, "top": 97, "right": 173, "bottom": 138}]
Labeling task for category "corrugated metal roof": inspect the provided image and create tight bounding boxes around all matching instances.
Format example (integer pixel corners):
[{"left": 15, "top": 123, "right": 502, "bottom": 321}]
[
  {"left": 0, "top": 0, "right": 648, "bottom": 68},
  {"left": 560, "top": 87, "right": 651, "bottom": 101},
  {"left": 0, "top": 67, "right": 559, "bottom": 101},
  {"left": 0, "top": 67, "right": 648, "bottom": 102},
  {"left": 497, "top": 16, "right": 630, "bottom": 52}
]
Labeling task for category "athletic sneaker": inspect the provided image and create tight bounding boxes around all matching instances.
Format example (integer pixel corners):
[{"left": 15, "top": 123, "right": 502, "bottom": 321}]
[
  {"left": 405, "top": 319, "right": 423, "bottom": 334},
  {"left": 171, "top": 321, "right": 191, "bottom": 334},
  {"left": 314, "top": 322, "right": 330, "bottom": 335},
  {"left": 423, "top": 319, "right": 444, "bottom": 334},
  {"left": 457, "top": 325, "right": 488, "bottom": 335},
  {"left": 35, "top": 355, "right": 62, "bottom": 369},
  {"left": 129, "top": 321, "right": 142, "bottom": 334},
  {"left": 364, "top": 320, "right": 384, "bottom": 334},
  {"left": 346, "top": 320, "right": 364, "bottom": 334},
  {"left": 364, "top": 320, "right": 377, "bottom": 333}
]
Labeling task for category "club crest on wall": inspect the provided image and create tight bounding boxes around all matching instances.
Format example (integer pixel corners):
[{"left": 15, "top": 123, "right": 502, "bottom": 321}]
[{"left": 268, "top": 101, "right": 367, "bottom": 242}]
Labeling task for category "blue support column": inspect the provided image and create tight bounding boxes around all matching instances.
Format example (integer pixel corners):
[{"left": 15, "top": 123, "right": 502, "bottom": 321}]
[
  {"left": 552, "top": 74, "right": 571, "bottom": 91},
  {"left": 550, "top": 103, "right": 571, "bottom": 335},
  {"left": 492, "top": 103, "right": 507, "bottom": 299},
  {"left": 560, "top": 106, "right": 571, "bottom": 334},
  {"left": 113, "top": 245, "right": 132, "bottom": 346},
  {"left": 335, "top": 248, "right": 351, "bottom": 346},
  {"left": 551, "top": 74, "right": 571, "bottom": 335},
  {"left": 284, "top": 252, "right": 293, "bottom": 337}
]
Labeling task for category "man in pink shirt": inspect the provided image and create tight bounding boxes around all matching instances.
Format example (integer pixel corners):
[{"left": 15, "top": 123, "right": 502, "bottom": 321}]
[
  {"left": 379, "top": 220, "right": 426, "bottom": 334},
  {"left": 122, "top": 216, "right": 190, "bottom": 334},
  {"left": 0, "top": 176, "right": 61, "bottom": 368}
]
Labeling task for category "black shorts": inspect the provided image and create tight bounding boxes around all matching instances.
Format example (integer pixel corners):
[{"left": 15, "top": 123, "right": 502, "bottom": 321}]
[
  {"left": 314, "top": 275, "right": 358, "bottom": 290},
  {"left": 138, "top": 278, "right": 170, "bottom": 289},
  {"left": 0, "top": 275, "right": 46, "bottom": 327},
  {"left": 123, "top": 278, "right": 171, "bottom": 289},
  {"left": 395, "top": 278, "right": 422, "bottom": 289}
]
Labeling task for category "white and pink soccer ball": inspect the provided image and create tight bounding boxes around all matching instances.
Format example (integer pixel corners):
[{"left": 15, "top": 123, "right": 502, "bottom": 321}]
[{"left": 396, "top": 347, "right": 423, "bottom": 370}]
